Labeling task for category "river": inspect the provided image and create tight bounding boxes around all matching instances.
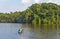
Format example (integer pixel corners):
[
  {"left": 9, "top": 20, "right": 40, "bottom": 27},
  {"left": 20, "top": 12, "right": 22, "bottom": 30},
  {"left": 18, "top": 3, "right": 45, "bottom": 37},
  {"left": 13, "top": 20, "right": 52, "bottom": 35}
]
[{"left": 0, "top": 23, "right": 59, "bottom": 39}]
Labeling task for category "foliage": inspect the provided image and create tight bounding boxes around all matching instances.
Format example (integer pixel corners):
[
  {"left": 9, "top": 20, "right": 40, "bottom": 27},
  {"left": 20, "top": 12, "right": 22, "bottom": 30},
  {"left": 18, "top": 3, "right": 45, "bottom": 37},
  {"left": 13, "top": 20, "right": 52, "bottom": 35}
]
[{"left": 0, "top": 3, "right": 60, "bottom": 24}]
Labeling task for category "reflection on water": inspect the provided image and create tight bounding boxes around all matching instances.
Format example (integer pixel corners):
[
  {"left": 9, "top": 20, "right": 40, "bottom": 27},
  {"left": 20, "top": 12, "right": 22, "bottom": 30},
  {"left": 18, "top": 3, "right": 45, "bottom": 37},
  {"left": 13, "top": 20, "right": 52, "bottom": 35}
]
[
  {"left": 0, "top": 23, "right": 60, "bottom": 39},
  {"left": 19, "top": 23, "right": 58, "bottom": 39}
]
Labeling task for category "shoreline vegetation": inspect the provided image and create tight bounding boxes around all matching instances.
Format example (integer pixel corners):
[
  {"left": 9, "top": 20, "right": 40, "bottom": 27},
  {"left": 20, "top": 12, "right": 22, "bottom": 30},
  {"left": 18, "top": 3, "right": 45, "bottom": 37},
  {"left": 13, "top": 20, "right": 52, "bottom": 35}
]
[{"left": 0, "top": 3, "right": 60, "bottom": 24}]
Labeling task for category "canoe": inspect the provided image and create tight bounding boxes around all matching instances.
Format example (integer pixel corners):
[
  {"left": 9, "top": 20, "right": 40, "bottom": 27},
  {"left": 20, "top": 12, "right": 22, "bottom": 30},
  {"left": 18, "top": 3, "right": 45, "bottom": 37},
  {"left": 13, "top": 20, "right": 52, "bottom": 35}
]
[{"left": 18, "top": 28, "right": 23, "bottom": 33}]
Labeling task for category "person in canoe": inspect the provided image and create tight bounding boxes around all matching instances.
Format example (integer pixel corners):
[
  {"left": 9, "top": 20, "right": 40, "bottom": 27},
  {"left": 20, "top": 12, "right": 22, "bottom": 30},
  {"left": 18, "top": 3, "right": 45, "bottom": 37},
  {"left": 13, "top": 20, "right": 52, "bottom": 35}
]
[{"left": 18, "top": 27, "right": 23, "bottom": 33}]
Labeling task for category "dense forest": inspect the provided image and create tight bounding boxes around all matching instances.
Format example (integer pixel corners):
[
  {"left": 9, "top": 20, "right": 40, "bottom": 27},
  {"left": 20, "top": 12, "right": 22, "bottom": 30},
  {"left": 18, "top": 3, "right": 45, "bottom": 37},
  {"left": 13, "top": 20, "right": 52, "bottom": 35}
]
[{"left": 0, "top": 3, "right": 60, "bottom": 24}]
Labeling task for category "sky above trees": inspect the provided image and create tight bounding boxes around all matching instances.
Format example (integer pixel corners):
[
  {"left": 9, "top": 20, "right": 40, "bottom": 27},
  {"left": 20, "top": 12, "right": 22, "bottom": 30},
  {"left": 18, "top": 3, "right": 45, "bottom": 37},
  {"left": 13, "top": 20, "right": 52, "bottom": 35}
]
[{"left": 0, "top": 0, "right": 60, "bottom": 13}]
